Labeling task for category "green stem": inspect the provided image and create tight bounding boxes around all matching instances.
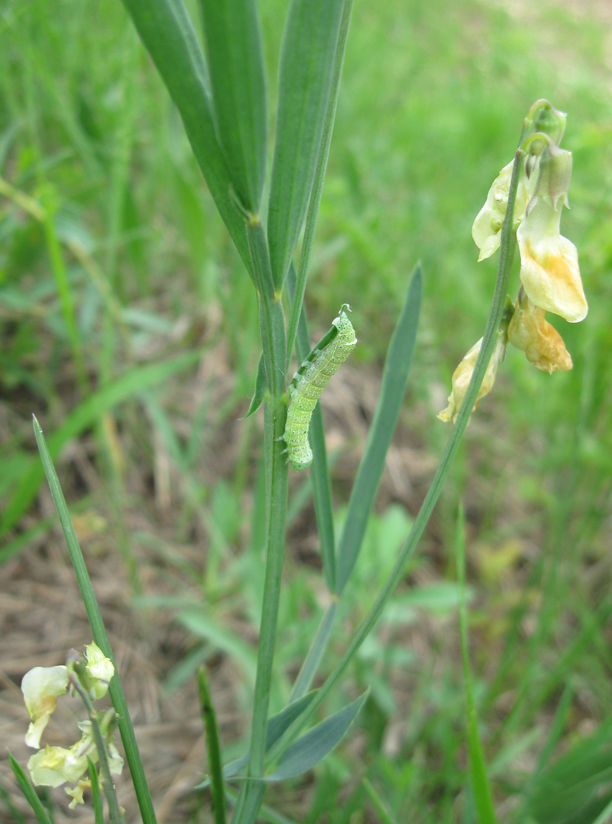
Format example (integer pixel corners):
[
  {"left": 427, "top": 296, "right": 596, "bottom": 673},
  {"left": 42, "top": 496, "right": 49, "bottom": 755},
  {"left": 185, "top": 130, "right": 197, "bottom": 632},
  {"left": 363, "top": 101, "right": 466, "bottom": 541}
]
[
  {"left": 197, "top": 666, "right": 227, "bottom": 824},
  {"left": 239, "top": 220, "right": 288, "bottom": 806},
  {"left": 266, "top": 131, "right": 527, "bottom": 768},
  {"left": 69, "top": 672, "right": 124, "bottom": 824}
]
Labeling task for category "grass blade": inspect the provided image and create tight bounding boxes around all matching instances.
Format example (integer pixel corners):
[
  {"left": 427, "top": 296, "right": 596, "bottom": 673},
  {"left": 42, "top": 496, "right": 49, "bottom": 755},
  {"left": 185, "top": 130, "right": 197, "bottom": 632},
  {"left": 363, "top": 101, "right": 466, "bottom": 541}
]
[
  {"left": 32, "top": 418, "right": 158, "bottom": 824},
  {"left": 362, "top": 778, "right": 398, "bottom": 824},
  {"left": 120, "top": 0, "right": 251, "bottom": 271},
  {"left": 197, "top": 666, "right": 227, "bottom": 824},
  {"left": 336, "top": 265, "right": 422, "bottom": 594},
  {"left": 7, "top": 753, "right": 53, "bottom": 824},
  {"left": 198, "top": 0, "right": 267, "bottom": 211},
  {"left": 0, "top": 351, "right": 202, "bottom": 541},
  {"left": 88, "top": 758, "right": 104, "bottom": 824},
  {"left": 267, "top": 0, "right": 344, "bottom": 288},
  {"left": 457, "top": 505, "right": 497, "bottom": 824}
]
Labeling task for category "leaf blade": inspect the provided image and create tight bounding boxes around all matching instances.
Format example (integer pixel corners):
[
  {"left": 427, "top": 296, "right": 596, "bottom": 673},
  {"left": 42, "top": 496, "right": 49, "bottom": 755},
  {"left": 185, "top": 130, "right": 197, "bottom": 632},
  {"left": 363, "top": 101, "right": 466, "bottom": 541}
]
[
  {"left": 267, "top": 691, "right": 368, "bottom": 780},
  {"left": 120, "top": 0, "right": 251, "bottom": 270},
  {"left": 267, "top": 0, "right": 344, "bottom": 288},
  {"left": 336, "top": 265, "right": 422, "bottom": 594},
  {"left": 198, "top": 0, "right": 267, "bottom": 210}
]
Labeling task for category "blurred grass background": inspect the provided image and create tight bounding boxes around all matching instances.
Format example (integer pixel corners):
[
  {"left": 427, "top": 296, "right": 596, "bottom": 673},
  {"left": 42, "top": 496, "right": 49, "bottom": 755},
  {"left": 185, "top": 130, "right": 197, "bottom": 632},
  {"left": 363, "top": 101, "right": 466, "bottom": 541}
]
[{"left": 1, "top": 0, "right": 612, "bottom": 821}]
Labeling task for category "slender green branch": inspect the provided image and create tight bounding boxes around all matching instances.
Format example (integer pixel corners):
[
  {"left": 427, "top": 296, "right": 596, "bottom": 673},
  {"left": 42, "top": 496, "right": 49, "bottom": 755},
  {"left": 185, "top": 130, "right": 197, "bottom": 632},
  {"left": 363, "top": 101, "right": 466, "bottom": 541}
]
[
  {"left": 197, "top": 666, "right": 227, "bottom": 824},
  {"left": 241, "top": 220, "right": 288, "bottom": 799},
  {"left": 68, "top": 671, "right": 124, "bottom": 824}
]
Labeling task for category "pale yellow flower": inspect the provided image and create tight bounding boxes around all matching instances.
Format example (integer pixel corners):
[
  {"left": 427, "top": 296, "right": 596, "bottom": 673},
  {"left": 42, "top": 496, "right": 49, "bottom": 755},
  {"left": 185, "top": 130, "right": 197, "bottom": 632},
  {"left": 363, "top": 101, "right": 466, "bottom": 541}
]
[
  {"left": 27, "top": 744, "right": 90, "bottom": 788},
  {"left": 83, "top": 643, "right": 114, "bottom": 700},
  {"left": 517, "top": 195, "right": 587, "bottom": 323},
  {"left": 65, "top": 778, "right": 92, "bottom": 809},
  {"left": 21, "top": 666, "right": 68, "bottom": 749},
  {"left": 438, "top": 334, "right": 506, "bottom": 423},
  {"left": 472, "top": 160, "right": 534, "bottom": 261},
  {"left": 508, "top": 295, "right": 572, "bottom": 373}
]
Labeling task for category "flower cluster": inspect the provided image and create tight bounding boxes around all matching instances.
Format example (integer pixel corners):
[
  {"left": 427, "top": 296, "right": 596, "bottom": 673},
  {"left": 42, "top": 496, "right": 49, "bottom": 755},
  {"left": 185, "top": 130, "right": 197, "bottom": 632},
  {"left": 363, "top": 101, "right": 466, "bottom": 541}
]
[
  {"left": 439, "top": 101, "right": 588, "bottom": 423},
  {"left": 21, "top": 643, "right": 123, "bottom": 809}
]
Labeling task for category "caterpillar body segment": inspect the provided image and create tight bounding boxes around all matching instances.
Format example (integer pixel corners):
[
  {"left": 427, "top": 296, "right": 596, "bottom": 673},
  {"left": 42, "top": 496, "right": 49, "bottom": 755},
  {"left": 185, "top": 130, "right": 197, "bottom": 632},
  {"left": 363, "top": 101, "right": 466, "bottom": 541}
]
[{"left": 284, "top": 304, "right": 357, "bottom": 470}]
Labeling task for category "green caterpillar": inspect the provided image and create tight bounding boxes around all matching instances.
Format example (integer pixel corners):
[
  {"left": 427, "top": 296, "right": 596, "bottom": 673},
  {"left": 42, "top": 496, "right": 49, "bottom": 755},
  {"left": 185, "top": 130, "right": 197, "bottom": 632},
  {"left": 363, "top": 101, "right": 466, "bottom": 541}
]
[{"left": 284, "top": 304, "right": 357, "bottom": 470}]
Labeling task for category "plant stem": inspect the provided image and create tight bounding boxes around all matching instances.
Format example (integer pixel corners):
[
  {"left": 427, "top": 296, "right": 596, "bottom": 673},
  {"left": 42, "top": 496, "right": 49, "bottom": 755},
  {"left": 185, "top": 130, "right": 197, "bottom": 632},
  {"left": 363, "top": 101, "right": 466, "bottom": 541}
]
[
  {"left": 238, "top": 219, "right": 288, "bottom": 816},
  {"left": 69, "top": 673, "right": 124, "bottom": 824}
]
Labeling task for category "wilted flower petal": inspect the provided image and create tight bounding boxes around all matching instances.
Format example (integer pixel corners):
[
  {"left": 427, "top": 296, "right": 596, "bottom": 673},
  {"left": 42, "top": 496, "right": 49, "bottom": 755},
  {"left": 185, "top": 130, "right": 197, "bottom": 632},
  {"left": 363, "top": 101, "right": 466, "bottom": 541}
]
[
  {"left": 517, "top": 196, "right": 587, "bottom": 323},
  {"left": 508, "top": 295, "right": 572, "bottom": 373},
  {"left": 21, "top": 666, "right": 68, "bottom": 749},
  {"left": 438, "top": 334, "right": 506, "bottom": 423}
]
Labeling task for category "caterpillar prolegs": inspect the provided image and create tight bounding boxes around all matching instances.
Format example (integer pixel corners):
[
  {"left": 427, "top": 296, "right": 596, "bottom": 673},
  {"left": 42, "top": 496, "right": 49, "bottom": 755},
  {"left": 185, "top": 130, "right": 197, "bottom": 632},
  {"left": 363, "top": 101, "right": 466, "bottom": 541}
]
[{"left": 284, "top": 304, "right": 357, "bottom": 470}]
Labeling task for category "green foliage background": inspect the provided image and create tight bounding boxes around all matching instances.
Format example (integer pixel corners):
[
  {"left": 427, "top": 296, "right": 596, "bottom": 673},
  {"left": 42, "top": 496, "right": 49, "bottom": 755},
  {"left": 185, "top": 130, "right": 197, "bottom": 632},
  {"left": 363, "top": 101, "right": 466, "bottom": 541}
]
[{"left": 2, "top": 0, "right": 612, "bottom": 821}]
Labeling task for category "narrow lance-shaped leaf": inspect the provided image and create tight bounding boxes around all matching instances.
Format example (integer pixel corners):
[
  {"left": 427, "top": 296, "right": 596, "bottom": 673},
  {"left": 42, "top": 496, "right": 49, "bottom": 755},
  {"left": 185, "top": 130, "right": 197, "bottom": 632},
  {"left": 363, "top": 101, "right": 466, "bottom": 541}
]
[
  {"left": 120, "top": 0, "right": 251, "bottom": 272},
  {"left": 244, "top": 352, "right": 267, "bottom": 418},
  {"left": 336, "top": 265, "right": 422, "bottom": 594},
  {"left": 267, "top": 691, "right": 368, "bottom": 781},
  {"left": 267, "top": 0, "right": 344, "bottom": 289},
  {"left": 8, "top": 753, "right": 53, "bottom": 824},
  {"left": 198, "top": 0, "right": 267, "bottom": 211},
  {"left": 195, "top": 692, "right": 318, "bottom": 788}
]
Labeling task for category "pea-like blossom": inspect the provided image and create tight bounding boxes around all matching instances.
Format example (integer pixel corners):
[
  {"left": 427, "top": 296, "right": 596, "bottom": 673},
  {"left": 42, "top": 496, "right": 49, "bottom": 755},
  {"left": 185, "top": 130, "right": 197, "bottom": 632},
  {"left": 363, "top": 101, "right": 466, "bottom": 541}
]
[
  {"left": 83, "top": 642, "right": 114, "bottom": 700},
  {"left": 508, "top": 294, "right": 572, "bottom": 373},
  {"left": 21, "top": 666, "right": 68, "bottom": 749},
  {"left": 517, "top": 194, "right": 587, "bottom": 323},
  {"left": 472, "top": 160, "right": 534, "bottom": 262},
  {"left": 438, "top": 334, "right": 507, "bottom": 423}
]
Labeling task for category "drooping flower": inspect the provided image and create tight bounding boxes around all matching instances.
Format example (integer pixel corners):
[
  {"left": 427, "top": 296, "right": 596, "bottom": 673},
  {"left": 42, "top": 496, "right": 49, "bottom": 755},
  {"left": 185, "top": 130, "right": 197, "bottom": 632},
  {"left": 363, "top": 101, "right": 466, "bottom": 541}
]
[
  {"left": 508, "top": 294, "right": 572, "bottom": 373},
  {"left": 438, "top": 333, "right": 507, "bottom": 423},
  {"left": 21, "top": 666, "right": 68, "bottom": 749},
  {"left": 517, "top": 194, "right": 587, "bottom": 323},
  {"left": 472, "top": 160, "right": 534, "bottom": 261}
]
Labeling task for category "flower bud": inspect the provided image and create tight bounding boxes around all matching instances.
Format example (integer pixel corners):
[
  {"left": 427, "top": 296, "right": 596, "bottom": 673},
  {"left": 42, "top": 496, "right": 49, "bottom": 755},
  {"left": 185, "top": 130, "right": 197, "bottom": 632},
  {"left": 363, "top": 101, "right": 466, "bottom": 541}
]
[
  {"left": 534, "top": 145, "right": 573, "bottom": 211},
  {"left": 530, "top": 102, "right": 567, "bottom": 147}
]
